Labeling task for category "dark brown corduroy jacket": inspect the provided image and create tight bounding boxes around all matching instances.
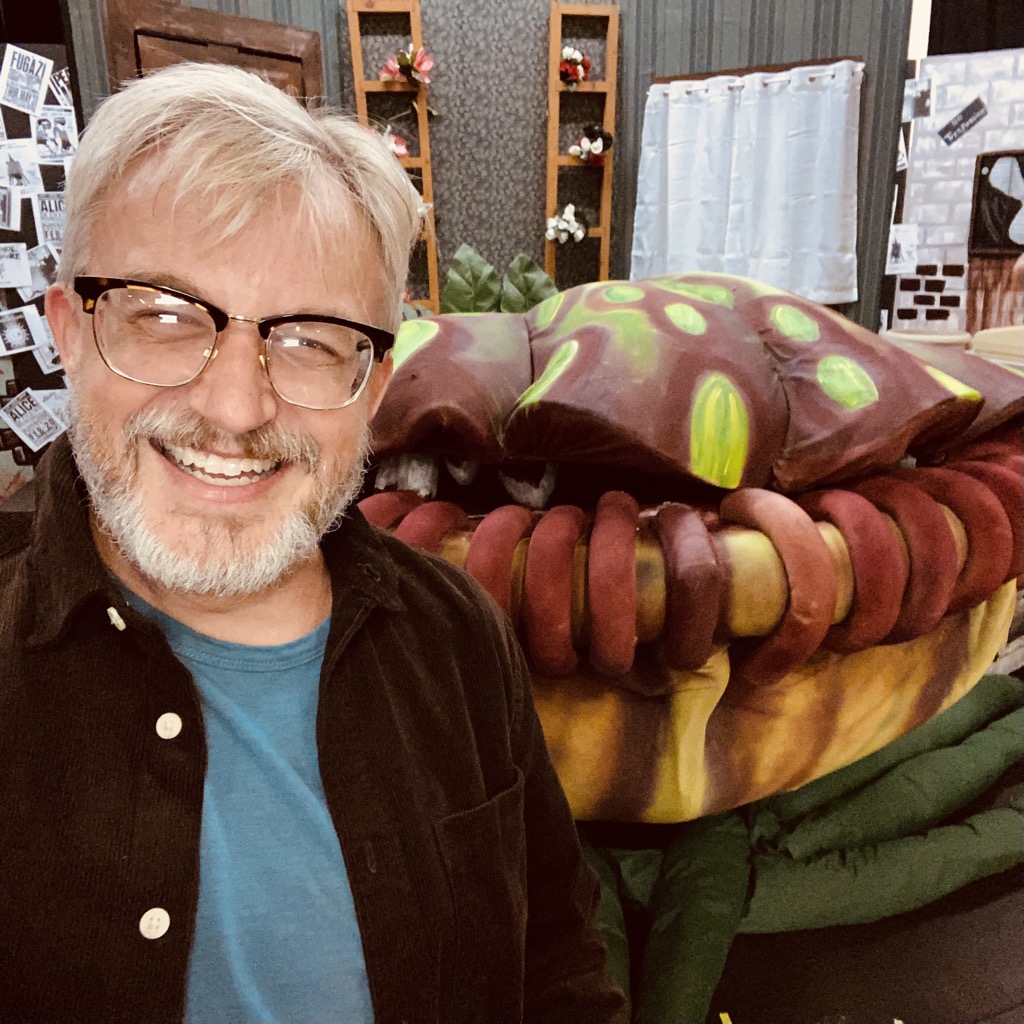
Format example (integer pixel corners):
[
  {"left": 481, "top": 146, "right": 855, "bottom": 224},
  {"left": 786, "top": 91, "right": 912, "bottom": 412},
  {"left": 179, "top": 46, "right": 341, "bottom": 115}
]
[{"left": 0, "top": 437, "right": 625, "bottom": 1024}]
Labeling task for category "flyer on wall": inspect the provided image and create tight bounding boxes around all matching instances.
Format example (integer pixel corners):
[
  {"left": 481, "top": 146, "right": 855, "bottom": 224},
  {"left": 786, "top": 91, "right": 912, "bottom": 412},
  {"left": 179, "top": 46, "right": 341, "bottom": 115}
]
[
  {"left": 0, "top": 45, "right": 54, "bottom": 118},
  {"left": 31, "top": 105, "right": 78, "bottom": 164},
  {"left": 0, "top": 303, "right": 49, "bottom": 354}
]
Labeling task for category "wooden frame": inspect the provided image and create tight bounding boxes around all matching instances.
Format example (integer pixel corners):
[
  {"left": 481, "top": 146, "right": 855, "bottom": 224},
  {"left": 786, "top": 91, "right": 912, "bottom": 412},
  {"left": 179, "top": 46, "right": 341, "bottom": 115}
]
[
  {"left": 346, "top": 0, "right": 440, "bottom": 313},
  {"left": 103, "top": 0, "right": 323, "bottom": 100},
  {"left": 545, "top": 2, "right": 619, "bottom": 284}
]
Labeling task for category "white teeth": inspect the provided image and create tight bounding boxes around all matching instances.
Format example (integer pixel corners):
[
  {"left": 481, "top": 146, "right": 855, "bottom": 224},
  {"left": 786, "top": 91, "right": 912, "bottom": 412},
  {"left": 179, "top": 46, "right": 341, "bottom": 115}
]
[{"left": 161, "top": 443, "right": 278, "bottom": 482}]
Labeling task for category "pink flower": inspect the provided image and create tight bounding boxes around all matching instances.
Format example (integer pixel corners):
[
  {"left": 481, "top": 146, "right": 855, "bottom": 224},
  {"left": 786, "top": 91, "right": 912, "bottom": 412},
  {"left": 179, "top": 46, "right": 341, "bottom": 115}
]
[
  {"left": 386, "top": 132, "right": 409, "bottom": 159},
  {"left": 379, "top": 54, "right": 403, "bottom": 82},
  {"left": 411, "top": 47, "right": 434, "bottom": 85}
]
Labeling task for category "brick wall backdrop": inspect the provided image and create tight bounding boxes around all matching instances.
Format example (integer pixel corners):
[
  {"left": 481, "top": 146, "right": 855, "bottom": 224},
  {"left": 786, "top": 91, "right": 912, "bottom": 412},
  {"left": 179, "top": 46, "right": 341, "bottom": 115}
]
[{"left": 895, "top": 48, "right": 1024, "bottom": 333}]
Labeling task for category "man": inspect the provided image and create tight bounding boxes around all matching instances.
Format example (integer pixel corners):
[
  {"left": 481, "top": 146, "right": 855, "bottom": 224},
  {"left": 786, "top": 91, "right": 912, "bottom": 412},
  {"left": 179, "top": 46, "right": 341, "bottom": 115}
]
[{"left": 0, "top": 63, "right": 624, "bottom": 1024}]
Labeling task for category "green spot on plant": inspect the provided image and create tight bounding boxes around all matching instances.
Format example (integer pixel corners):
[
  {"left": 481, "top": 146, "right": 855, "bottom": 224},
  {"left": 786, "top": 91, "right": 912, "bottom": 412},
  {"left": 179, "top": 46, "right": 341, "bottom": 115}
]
[
  {"left": 514, "top": 339, "right": 579, "bottom": 408},
  {"left": 603, "top": 284, "right": 646, "bottom": 303},
  {"left": 665, "top": 303, "right": 708, "bottom": 335},
  {"left": 816, "top": 355, "right": 879, "bottom": 410},
  {"left": 531, "top": 292, "right": 564, "bottom": 330},
  {"left": 771, "top": 304, "right": 820, "bottom": 342},
  {"left": 689, "top": 372, "right": 749, "bottom": 489},
  {"left": 924, "top": 364, "right": 982, "bottom": 400},
  {"left": 392, "top": 319, "right": 440, "bottom": 369},
  {"left": 653, "top": 279, "right": 734, "bottom": 307},
  {"left": 604, "top": 309, "right": 659, "bottom": 375}
]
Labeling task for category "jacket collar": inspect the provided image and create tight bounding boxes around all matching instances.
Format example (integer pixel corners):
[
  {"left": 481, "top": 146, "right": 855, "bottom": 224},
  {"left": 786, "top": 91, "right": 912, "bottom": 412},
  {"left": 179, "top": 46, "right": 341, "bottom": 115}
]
[{"left": 24, "top": 435, "right": 403, "bottom": 648}]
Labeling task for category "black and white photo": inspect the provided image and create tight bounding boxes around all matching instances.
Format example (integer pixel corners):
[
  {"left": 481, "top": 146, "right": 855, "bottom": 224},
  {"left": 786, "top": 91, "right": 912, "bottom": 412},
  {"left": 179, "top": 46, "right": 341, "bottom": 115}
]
[
  {"left": 0, "top": 183, "right": 19, "bottom": 231},
  {"left": 31, "top": 105, "right": 78, "bottom": 164},
  {"left": 17, "top": 242, "right": 60, "bottom": 301},
  {"left": 0, "top": 240, "right": 31, "bottom": 289},
  {"left": 32, "top": 317, "right": 62, "bottom": 375},
  {"left": 0, "top": 139, "right": 44, "bottom": 197},
  {"left": 0, "top": 303, "right": 47, "bottom": 354}
]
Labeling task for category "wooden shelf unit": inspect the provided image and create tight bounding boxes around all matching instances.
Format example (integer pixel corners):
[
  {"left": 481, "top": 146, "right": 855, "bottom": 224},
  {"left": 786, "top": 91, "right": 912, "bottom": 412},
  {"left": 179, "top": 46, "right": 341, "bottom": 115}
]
[
  {"left": 346, "top": 0, "right": 440, "bottom": 312},
  {"left": 544, "top": 2, "right": 619, "bottom": 284}
]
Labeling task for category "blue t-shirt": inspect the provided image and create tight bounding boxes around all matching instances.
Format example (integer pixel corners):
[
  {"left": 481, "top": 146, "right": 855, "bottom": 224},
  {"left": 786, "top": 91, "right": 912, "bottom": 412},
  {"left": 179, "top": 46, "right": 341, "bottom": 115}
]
[{"left": 129, "top": 597, "right": 373, "bottom": 1024}]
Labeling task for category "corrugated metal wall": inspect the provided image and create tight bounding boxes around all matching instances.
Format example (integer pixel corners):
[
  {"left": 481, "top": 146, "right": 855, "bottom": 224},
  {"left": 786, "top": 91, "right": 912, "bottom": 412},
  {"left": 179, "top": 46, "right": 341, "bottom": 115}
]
[
  {"left": 614, "top": 0, "right": 913, "bottom": 327},
  {"left": 67, "top": 0, "right": 910, "bottom": 328}
]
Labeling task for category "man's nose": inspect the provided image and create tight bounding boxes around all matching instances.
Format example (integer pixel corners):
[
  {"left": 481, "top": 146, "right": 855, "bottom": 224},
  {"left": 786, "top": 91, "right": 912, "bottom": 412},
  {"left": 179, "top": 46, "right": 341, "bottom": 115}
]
[{"left": 185, "top": 322, "right": 279, "bottom": 436}]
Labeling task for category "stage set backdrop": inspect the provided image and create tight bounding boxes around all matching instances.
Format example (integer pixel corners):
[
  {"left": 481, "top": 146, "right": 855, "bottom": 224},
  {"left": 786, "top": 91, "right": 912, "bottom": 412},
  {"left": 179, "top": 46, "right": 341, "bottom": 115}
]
[{"left": 61, "top": 0, "right": 910, "bottom": 331}]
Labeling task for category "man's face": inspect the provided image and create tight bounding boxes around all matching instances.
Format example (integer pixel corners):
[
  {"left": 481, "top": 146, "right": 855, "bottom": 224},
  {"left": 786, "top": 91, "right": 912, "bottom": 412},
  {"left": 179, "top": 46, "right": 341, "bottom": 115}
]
[{"left": 46, "top": 177, "right": 393, "bottom": 598}]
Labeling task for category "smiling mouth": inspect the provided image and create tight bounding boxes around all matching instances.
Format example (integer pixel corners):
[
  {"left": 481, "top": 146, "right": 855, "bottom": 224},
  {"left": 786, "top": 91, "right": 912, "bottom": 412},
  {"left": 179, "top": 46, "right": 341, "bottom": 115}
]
[{"left": 158, "top": 442, "right": 281, "bottom": 487}]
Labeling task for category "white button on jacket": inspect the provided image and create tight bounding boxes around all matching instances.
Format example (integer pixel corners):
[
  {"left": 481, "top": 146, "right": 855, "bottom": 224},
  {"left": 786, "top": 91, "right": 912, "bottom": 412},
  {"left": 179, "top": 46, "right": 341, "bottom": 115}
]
[
  {"left": 155, "top": 713, "right": 182, "bottom": 740},
  {"left": 139, "top": 908, "right": 170, "bottom": 940}
]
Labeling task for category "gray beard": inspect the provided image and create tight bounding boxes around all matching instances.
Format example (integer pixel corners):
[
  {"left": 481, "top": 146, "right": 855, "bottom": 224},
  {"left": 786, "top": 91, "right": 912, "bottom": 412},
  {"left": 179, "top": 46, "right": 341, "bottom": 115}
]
[{"left": 66, "top": 397, "right": 370, "bottom": 599}]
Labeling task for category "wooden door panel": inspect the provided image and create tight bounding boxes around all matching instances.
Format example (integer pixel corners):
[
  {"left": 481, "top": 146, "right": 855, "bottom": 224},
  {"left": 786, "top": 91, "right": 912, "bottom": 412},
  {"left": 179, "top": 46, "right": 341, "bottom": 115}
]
[
  {"left": 105, "top": 0, "right": 321, "bottom": 102},
  {"left": 133, "top": 33, "right": 305, "bottom": 95}
]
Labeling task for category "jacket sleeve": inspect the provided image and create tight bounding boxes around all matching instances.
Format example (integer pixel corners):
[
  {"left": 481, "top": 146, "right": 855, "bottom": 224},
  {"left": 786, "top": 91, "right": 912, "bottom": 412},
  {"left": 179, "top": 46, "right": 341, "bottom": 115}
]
[{"left": 500, "top": 617, "right": 628, "bottom": 1024}]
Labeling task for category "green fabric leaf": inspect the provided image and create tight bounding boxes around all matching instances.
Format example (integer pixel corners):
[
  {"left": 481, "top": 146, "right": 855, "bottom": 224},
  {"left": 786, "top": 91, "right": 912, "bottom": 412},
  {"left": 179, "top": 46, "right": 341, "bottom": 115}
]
[
  {"left": 440, "top": 244, "right": 501, "bottom": 313},
  {"left": 636, "top": 812, "right": 751, "bottom": 1024},
  {"left": 775, "top": 707, "right": 1024, "bottom": 859},
  {"left": 499, "top": 253, "right": 558, "bottom": 313},
  {"left": 740, "top": 800, "right": 1024, "bottom": 933}
]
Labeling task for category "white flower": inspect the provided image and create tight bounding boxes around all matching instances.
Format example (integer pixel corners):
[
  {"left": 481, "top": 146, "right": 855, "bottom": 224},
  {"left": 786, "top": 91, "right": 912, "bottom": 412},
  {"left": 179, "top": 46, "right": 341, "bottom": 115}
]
[
  {"left": 545, "top": 226, "right": 557, "bottom": 241},
  {"left": 564, "top": 203, "right": 576, "bottom": 218},
  {"left": 573, "top": 226, "right": 586, "bottom": 242},
  {"left": 571, "top": 48, "right": 583, "bottom": 63},
  {"left": 568, "top": 143, "right": 582, "bottom": 157},
  {"left": 562, "top": 46, "right": 574, "bottom": 60},
  {"left": 590, "top": 137, "right": 603, "bottom": 155}
]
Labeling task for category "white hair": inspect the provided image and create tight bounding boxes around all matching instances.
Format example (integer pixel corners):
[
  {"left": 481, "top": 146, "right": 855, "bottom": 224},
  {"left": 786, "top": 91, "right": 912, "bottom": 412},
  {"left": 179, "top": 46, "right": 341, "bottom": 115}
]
[{"left": 60, "top": 63, "right": 423, "bottom": 330}]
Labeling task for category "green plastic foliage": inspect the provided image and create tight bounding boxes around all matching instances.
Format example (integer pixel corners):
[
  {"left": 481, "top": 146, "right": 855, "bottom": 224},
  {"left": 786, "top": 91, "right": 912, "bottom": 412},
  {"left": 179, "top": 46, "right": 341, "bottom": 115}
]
[
  {"left": 514, "top": 339, "right": 579, "bottom": 409},
  {"left": 665, "top": 302, "right": 708, "bottom": 335},
  {"left": 771, "top": 303, "right": 820, "bottom": 342},
  {"left": 500, "top": 253, "right": 559, "bottom": 314},
  {"left": 923, "top": 364, "right": 983, "bottom": 401},
  {"left": 392, "top": 318, "right": 441, "bottom": 369},
  {"left": 816, "top": 354, "right": 880, "bottom": 411},
  {"left": 440, "top": 244, "right": 502, "bottom": 314},
  {"left": 689, "top": 372, "right": 749, "bottom": 488}
]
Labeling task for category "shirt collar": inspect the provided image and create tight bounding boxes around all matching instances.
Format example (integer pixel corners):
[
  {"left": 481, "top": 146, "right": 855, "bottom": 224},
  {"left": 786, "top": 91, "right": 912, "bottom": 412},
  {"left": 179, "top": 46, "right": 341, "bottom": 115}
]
[{"left": 24, "top": 434, "right": 403, "bottom": 648}]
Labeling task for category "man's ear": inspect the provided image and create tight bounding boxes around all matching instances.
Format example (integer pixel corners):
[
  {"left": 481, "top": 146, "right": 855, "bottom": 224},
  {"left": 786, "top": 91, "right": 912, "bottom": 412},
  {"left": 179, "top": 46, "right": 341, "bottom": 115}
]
[
  {"left": 43, "top": 283, "right": 84, "bottom": 373},
  {"left": 365, "top": 351, "right": 394, "bottom": 420}
]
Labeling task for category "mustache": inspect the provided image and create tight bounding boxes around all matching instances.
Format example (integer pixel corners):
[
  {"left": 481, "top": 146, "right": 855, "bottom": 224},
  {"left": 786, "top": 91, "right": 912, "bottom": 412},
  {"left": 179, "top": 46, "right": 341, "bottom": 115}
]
[{"left": 122, "top": 407, "right": 321, "bottom": 473}]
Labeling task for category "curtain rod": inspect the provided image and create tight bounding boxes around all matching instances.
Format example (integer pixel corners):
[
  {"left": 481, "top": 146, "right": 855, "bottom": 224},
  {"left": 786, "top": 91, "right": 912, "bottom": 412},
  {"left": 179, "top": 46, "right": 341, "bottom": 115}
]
[{"left": 652, "top": 55, "right": 862, "bottom": 84}]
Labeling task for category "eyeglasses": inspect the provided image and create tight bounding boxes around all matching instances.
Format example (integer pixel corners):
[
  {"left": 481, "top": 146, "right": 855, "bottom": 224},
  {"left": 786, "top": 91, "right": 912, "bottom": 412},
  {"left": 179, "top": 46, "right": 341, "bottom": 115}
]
[{"left": 73, "top": 276, "right": 396, "bottom": 411}]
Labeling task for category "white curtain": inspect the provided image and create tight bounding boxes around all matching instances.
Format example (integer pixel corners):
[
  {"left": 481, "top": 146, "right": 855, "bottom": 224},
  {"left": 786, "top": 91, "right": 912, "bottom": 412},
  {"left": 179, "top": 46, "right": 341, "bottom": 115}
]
[{"left": 630, "top": 59, "right": 864, "bottom": 303}]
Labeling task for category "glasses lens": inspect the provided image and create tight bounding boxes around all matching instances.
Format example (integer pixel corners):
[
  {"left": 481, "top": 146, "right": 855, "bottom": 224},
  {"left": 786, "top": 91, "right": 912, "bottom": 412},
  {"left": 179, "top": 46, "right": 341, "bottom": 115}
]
[
  {"left": 266, "top": 322, "right": 374, "bottom": 409},
  {"left": 94, "top": 286, "right": 216, "bottom": 387}
]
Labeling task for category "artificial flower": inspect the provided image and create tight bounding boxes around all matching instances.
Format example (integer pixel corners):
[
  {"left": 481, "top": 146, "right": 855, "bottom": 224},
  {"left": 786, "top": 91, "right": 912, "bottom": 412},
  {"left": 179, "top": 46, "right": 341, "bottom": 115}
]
[
  {"left": 545, "top": 203, "right": 588, "bottom": 244},
  {"left": 568, "top": 125, "right": 614, "bottom": 166},
  {"left": 379, "top": 44, "right": 436, "bottom": 86},
  {"left": 558, "top": 46, "right": 591, "bottom": 88},
  {"left": 382, "top": 127, "right": 409, "bottom": 159}
]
